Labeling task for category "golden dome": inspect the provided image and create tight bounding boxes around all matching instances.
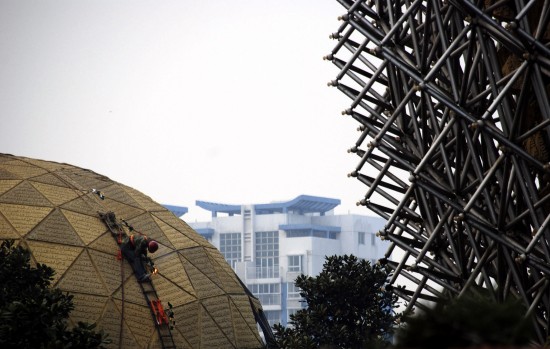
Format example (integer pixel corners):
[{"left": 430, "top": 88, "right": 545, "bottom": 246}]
[{"left": 0, "top": 153, "right": 264, "bottom": 349}]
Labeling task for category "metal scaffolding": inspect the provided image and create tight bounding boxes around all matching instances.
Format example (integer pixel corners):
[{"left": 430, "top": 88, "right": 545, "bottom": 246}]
[{"left": 327, "top": 0, "right": 550, "bottom": 342}]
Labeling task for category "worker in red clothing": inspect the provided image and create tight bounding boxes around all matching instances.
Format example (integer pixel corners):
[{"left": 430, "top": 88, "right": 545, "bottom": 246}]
[{"left": 121, "top": 234, "right": 159, "bottom": 282}]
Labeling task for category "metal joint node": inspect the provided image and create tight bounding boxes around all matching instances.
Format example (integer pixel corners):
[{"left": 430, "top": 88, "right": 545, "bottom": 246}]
[
  {"left": 506, "top": 21, "right": 518, "bottom": 30},
  {"left": 407, "top": 263, "right": 418, "bottom": 271},
  {"left": 337, "top": 14, "right": 349, "bottom": 21},
  {"left": 515, "top": 253, "right": 527, "bottom": 264}
]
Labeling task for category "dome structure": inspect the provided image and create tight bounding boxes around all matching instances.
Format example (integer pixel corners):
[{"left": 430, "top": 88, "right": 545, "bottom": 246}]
[{"left": 0, "top": 153, "right": 265, "bottom": 348}]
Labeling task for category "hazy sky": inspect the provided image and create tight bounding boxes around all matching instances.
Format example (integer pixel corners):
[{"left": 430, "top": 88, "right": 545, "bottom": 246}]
[{"left": 0, "top": 0, "right": 375, "bottom": 222}]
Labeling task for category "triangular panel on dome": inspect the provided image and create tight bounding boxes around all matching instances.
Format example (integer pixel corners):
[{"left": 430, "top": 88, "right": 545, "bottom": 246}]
[
  {"left": 0, "top": 181, "right": 53, "bottom": 206},
  {"left": 2, "top": 161, "right": 48, "bottom": 179},
  {"left": 151, "top": 256, "right": 197, "bottom": 302},
  {"left": 30, "top": 172, "right": 71, "bottom": 187},
  {"left": 124, "top": 212, "right": 174, "bottom": 249},
  {"left": 199, "top": 302, "right": 236, "bottom": 349},
  {"left": 208, "top": 250, "right": 248, "bottom": 294},
  {"left": 174, "top": 301, "right": 200, "bottom": 349},
  {"left": 0, "top": 203, "right": 52, "bottom": 235},
  {"left": 229, "top": 296, "right": 264, "bottom": 348},
  {"left": 61, "top": 193, "right": 104, "bottom": 216},
  {"left": 113, "top": 299, "right": 156, "bottom": 347},
  {"left": 22, "top": 158, "right": 72, "bottom": 172},
  {"left": 31, "top": 182, "right": 80, "bottom": 206},
  {"left": 27, "top": 208, "right": 85, "bottom": 246},
  {"left": 181, "top": 247, "right": 222, "bottom": 287},
  {"left": 57, "top": 249, "right": 109, "bottom": 296},
  {"left": 150, "top": 210, "right": 190, "bottom": 229},
  {"left": 101, "top": 199, "right": 146, "bottom": 222},
  {"left": 87, "top": 231, "right": 119, "bottom": 254},
  {"left": 0, "top": 212, "right": 20, "bottom": 239},
  {"left": 151, "top": 211, "right": 210, "bottom": 246},
  {"left": 122, "top": 184, "right": 167, "bottom": 212},
  {"left": 0, "top": 179, "right": 21, "bottom": 196},
  {"left": 151, "top": 215, "right": 201, "bottom": 250},
  {"left": 70, "top": 293, "right": 108, "bottom": 324},
  {"left": 0, "top": 168, "right": 20, "bottom": 180},
  {"left": 62, "top": 209, "right": 107, "bottom": 245},
  {"left": 202, "top": 296, "right": 237, "bottom": 347},
  {"left": 100, "top": 183, "right": 142, "bottom": 208},
  {"left": 180, "top": 252, "right": 225, "bottom": 298},
  {"left": 154, "top": 253, "right": 196, "bottom": 297},
  {"left": 112, "top": 273, "right": 150, "bottom": 305},
  {"left": 88, "top": 248, "right": 130, "bottom": 295},
  {"left": 57, "top": 169, "right": 111, "bottom": 192},
  {"left": 100, "top": 299, "right": 141, "bottom": 349},
  {"left": 27, "top": 240, "right": 83, "bottom": 285}
]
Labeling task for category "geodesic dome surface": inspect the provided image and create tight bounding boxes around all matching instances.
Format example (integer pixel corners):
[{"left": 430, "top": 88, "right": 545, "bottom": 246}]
[{"left": 0, "top": 153, "right": 263, "bottom": 349}]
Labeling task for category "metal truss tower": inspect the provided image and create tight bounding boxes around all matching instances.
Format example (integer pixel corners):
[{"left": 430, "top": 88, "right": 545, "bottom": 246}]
[{"left": 327, "top": 0, "right": 550, "bottom": 342}]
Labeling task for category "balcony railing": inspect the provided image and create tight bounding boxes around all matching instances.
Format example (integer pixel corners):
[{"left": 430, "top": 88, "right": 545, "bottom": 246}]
[
  {"left": 246, "top": 266, "right": 280, "bottom": 279},
  {"left": 257, "top": 294, "right": 281, "bottom": 306}
]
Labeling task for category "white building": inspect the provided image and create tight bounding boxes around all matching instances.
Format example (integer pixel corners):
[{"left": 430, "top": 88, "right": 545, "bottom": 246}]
[{"left": 189, "top": 195, "right": 388, "bottom": 327}]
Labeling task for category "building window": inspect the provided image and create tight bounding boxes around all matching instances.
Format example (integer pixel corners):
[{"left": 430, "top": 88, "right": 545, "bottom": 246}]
[
  {"left": 264, "top": 310, "right": 281, "bottom": 327},
  {"left": 250, "top": 283, "right": 281, "bottom": 305},
  {"left": 220, "top": 233, "right": 241, "bottom": 269},
  {"left": 255, "top": 231, "right": 279, "bottom": 278},
  {"left": 288, "top": 255, "right": 302, "bottom": 273},
  {"left": 358, "top": 232, "right": 366, "bottom": 245},
  {"left": 313, "top": 230, "right": 326, "bottom": 238},
  {"left": 371, "top": 232, "right": 376, "bottom": 246},
  {"left": 286, "top": 230, "right": 310, "bottom": 238},
  {"left": 287, "top": 282, "right": 302, "bottom": 299}
]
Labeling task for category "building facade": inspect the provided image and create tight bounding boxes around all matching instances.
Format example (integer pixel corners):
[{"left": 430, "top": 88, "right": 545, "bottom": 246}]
[{"left": 189, "top": 195, "right": 388, "bottom": 327}]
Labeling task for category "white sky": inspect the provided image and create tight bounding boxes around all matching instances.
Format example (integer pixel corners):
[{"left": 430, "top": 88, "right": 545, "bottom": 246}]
[{"left": 0, "top": 0, "right": 378, "bottom": 222}]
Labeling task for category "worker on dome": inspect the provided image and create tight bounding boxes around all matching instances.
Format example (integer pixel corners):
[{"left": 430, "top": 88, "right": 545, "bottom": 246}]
[{"left": 121, "top": 234, "right": 158, "bottom": 282}]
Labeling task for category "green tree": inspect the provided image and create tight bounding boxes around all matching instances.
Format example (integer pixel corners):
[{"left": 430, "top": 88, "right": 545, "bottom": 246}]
[
  {"left": 0, "top": 240, "right": 110, "bottom": 349},
  {"left": 393, "top": 290, "right": 537, "bottom": 348},
  {"left": 274, "top": 255, "right": 400, "bottom": 349}
]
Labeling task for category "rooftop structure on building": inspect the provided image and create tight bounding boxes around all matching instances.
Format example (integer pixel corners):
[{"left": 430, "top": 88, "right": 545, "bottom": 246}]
[
  {"left": 162, "top": 204, "right": 188, "bottom": 217},
  {"left": 190, "top": 194, "right": 389, "bottom": 327}
]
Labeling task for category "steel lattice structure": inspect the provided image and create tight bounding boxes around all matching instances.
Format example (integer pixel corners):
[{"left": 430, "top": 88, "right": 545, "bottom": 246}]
[{"left": 327, "top": 0, "right": 550, "bottom": 342}]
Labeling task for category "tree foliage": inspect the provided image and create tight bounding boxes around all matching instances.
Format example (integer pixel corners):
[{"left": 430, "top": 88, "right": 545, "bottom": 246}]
[
  {"left": 273, "top": 255, "right": 399, "bottom": 349},
  {"left": 393, "top": 290, "right": 537, "bottom": 348},
  {"left": 0, "top": 240, "right": 110, "bottom": 349}
]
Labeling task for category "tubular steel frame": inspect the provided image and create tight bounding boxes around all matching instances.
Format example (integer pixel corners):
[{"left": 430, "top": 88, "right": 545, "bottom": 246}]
[{"left": 327, "top": 0, "right": 550, "bottom": 342}]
